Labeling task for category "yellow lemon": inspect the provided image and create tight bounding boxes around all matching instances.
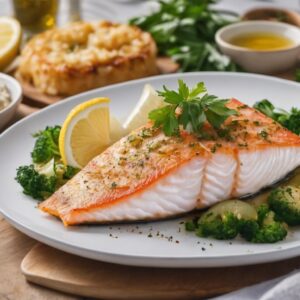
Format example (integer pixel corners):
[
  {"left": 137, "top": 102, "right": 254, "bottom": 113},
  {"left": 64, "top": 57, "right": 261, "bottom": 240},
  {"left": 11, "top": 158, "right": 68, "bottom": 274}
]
[
  {"left": 110, "top": 115, "right": 126, "bottom": 143},
  {"left": 0, "top": 17, "right": 21, "bottom": 71},
  {"left": 59, "top": 98, "right": 111, "bottom": 168}
]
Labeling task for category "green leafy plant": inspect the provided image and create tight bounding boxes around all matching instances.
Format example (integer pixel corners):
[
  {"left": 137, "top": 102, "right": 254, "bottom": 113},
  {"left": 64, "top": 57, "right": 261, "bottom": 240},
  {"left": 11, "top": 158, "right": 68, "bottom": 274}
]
[
  {"left": 149, "top": 79, "right": 237, "bottom": 136},
  {"left": 130, "top": 0, "right": 239, "bottom": 72},
  {"left": 254, "top": 99, "right": 300, "bottom": 135}
]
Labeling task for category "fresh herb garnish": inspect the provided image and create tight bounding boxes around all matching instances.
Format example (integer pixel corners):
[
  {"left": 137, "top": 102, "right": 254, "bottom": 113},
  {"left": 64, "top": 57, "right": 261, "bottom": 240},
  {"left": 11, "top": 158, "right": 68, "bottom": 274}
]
[
  {"left": 129, "top": 0, "right": 239, "bottom": 72},
  {"left": 149, "top": 80, "right": 237, "bottom": 136},
  {"left": 254, "top": 99, "right": 300, "bottom": 135}
]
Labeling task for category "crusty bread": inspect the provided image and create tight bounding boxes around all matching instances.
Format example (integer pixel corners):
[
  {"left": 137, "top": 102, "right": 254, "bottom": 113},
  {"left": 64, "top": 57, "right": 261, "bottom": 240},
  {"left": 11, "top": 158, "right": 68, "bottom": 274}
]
[{"left": 17, "top": 21, "right": 158, "bottom": 96}]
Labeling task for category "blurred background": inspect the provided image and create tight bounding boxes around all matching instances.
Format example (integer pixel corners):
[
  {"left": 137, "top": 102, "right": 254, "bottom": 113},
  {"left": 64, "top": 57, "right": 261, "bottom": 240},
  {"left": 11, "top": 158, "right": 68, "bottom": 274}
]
[{"left": 3, "top": 0, "right": 300, "bottom": 26}]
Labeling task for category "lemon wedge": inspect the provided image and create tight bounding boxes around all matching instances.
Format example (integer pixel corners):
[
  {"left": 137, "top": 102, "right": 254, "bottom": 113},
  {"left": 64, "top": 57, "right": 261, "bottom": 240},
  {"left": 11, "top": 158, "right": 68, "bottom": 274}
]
[
  {"left": 123, "top": 84, "right": 164, "bottom": 132},
  {"left": 0, "top": 17, "right": 21, "bottom": 71},
  {"left": 59, "top": 97, "right": 111, "bottom": 168},
  {"left": 110, "top": 115, "right": 126, "bottom": 143}
]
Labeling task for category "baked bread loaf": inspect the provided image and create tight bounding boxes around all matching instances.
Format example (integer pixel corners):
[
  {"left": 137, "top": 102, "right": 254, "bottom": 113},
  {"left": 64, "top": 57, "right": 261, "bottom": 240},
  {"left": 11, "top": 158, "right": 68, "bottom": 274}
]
[{"left": 17, "top": 21, "right": 158, "bottom": 96}]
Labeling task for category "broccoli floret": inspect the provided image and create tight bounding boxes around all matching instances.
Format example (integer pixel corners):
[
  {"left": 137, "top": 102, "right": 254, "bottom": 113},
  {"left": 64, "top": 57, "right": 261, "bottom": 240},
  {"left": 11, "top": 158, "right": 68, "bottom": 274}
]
[
  {"left": 196, "top": 212, "right": 240, "bottom": 240},
  {"left": 268, "top": 186, "right": 300, "bottom": 225},
  {"left": 185, "top": 218, "right": 198, "bottom": 231},
  {"left": 282, "top": 108, "right": 300, "bottom": 135},
  {"left": 240, "top": 220, "right": 287, "bottom": 243},
  {"left": 54, "top": 163, "right": 79, "bottom": 180},
  {"left": 186, "top": 202, "right": 287, "bottom": 244},
  {"left": 15, "top": 165, "right": 57, "bottom": 200},
  {"left": 16, "top": 125, "right": 80, "bottom": 201},
  {"left": 185, "top": 200, "right": 257, "bottom": 240},
  {"left": 31, "top": 126, "right": 61, "bottom": 164},
  {"left": 240, "top": 205, "right": 287, "bottom": 243},
  {"left": 257, "top": 204, "right": 270, "bottom": 225},
  {"left": 63, "top": 165, "right": 80, "bottom": 179}
]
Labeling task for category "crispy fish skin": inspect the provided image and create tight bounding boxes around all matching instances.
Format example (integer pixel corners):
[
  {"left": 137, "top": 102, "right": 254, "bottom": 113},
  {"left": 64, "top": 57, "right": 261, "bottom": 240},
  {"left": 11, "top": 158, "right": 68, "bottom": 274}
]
[{"left": 39, "top": 99, "right": 300, "bottom": 225}]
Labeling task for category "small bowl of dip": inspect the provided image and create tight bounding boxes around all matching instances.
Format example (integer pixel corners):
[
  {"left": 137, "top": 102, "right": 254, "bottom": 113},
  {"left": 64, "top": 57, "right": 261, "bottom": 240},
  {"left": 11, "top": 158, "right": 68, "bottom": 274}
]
[
  {"left": 0, "top": 73, "right": 22, "bottom": 130},
  {"left": 215, "top": 21, "right": 300, "bottom": 74}
]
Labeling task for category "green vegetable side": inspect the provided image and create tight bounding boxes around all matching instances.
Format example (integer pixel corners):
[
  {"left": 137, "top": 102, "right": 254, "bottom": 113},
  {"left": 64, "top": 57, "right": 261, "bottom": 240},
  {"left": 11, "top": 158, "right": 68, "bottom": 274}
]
[
  {"left": 15, "top": 126, "right": 79, "bottom": 200},
  {"left": 254, "top": 99, "right": 300, "bottom": 135},
  {"left": 186, "top": 200, "right": 289, "bottom": 243},
  {"left": 269, "top": 186, "right": 300, "bottom": 226},
  {"left": 129, "top": 0, "right": 239, "bottom": 72}
]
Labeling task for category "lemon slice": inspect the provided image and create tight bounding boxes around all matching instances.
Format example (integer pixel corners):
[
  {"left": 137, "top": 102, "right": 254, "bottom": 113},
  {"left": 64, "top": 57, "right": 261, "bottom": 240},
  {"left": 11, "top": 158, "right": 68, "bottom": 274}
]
[
  {"left": 0, "top": 17, "right": 21, "bottom": 71},
  {"left": 59, "top": 97, "right": 111, "bottom": 168},
  {"left": 110, "top": 115, "right": 126, "bottom": 143},
  {"left": 123, "top": 84, "right": 164, "bottom": 132}
]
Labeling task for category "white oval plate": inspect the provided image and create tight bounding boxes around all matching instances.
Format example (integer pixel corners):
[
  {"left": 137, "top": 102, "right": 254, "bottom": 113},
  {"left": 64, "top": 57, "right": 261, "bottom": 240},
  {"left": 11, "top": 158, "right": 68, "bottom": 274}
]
[{"left": 1, "top": 72, "right": 300, "bottom": 268}]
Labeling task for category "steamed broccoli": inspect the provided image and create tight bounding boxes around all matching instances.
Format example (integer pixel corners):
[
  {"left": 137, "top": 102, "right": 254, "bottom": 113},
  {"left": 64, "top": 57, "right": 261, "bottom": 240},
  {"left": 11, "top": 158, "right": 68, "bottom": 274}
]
[
  {"left": 191, "top": 200, "right": 257, "bottom": 240},
  {"left": 268, "top": 186, "right": 300, "bottom": 225},
  {"left": 54, "top": 162, "right": 79, "bottom": 181},
  {"left": 15, "top": 165, "right": 57, "bottom": 200},
  {"left": 31, "top": 126, "right": 61, "bottom": 163},
  {"left": 16, "top": 125, "right": 80, "bottom": 200},
  {"left": 196, "top": 212, "right": 240, "bottom": 240},
  {"left": 16, "top": 161, "right": 79, "bottom": 200},
  {"left": 185, "top": 202, "right": 287, "bottom": 243},
  {"left": 239, "top": 205, "right": 287, "bottom": 243}
]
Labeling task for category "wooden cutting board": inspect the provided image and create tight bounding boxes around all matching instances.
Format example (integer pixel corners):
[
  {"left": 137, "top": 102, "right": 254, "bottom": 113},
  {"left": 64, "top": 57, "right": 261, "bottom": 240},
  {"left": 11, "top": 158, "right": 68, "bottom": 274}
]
[{"left": 21, "top": 243, "right": 300, "bottom": 299}]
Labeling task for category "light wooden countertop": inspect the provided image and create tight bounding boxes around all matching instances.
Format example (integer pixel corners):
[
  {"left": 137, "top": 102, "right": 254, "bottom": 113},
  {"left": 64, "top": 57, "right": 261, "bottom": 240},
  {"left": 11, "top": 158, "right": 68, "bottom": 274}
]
[{"left": 0, "top": 215, "right": 80, "bottom": 299}]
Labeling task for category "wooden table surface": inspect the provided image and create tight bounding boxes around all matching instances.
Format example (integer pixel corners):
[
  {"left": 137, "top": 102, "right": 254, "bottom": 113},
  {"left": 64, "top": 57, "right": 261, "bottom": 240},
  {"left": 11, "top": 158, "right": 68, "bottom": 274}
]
[{"left": 0, "top": 215, "right": 82, "bottom": 300}]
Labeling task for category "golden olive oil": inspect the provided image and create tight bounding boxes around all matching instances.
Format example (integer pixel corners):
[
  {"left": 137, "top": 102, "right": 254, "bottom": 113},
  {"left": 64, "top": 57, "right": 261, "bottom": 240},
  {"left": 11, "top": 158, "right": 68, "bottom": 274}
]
[
  {"left": 230, "top": 32, "right": 295, "bottom": 51},
  {"left": 13, "top": 0, "right": 58, "bottom": 34}
]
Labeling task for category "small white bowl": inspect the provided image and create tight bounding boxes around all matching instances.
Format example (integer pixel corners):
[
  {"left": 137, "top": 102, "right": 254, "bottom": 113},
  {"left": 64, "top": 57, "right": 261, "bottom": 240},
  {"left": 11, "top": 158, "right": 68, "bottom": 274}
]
[
  {"left": 0, "top": 73, "right": 22, "bottom": 130},
  {"left": 215, "top": 21, "right": 300, "bottom": 74}
]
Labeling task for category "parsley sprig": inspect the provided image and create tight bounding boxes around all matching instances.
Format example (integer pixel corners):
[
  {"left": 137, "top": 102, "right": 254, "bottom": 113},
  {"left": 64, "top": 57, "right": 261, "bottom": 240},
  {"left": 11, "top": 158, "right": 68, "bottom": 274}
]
[{"left": 149, "top": 80, "right": 237, "bottom": 136}]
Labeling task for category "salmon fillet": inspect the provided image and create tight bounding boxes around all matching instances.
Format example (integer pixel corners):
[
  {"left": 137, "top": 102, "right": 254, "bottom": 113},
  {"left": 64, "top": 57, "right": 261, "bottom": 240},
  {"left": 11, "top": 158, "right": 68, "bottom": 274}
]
[{"left": 39, "top": 99, "right": 300, "bottom": 225}]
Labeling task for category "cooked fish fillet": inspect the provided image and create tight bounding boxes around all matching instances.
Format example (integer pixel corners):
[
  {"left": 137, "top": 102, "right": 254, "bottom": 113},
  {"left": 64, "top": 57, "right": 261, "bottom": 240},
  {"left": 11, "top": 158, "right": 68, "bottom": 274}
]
[
  {"left": 17, "top": 21, "right": 158, "bottom": 96},
  {"left": 39, "top": 99, "right": 300, "bottom": 225}
]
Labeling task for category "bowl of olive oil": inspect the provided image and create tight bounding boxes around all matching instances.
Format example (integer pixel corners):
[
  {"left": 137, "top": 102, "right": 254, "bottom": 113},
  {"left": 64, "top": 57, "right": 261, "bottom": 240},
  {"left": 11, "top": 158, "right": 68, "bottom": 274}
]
[{"left": 215, "top": 21, "right": 300, "bottom": 74}]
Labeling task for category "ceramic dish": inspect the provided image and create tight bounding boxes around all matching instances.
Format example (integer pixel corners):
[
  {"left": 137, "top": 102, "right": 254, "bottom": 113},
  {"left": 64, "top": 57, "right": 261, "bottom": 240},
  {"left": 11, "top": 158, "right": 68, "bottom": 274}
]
[
  {"left": 215, "top": 21, "right": 300, "bottom": 74},
  {"left": 1, "top": 72, "right": 300, "bottom": 268},
  {"left": 0, "top": 73, "right": 22, "bottom": 130}
]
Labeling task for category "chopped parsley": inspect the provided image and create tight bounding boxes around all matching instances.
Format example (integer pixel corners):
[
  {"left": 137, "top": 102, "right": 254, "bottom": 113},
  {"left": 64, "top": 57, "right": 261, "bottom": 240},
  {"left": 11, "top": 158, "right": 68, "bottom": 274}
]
[{"left": 258, "top": 130, "right": 268, "bottom": 140}]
